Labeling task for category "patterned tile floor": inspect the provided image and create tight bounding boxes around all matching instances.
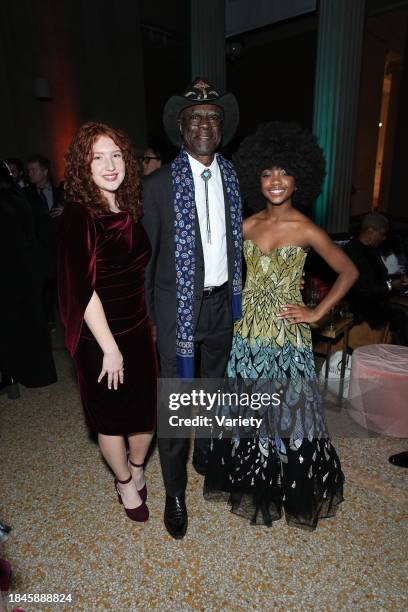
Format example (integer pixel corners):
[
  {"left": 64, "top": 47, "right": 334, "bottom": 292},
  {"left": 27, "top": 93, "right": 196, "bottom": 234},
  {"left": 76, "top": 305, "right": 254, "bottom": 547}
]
[{"left": 0, "top": 335, "right": 407, "bottom": 611}]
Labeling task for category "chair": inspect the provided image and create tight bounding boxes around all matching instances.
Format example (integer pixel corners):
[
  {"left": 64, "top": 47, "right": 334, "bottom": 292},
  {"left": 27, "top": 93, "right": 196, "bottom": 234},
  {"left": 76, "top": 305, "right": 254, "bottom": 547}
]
[{"left": 347, "top": 321, "right": 392, "bottom": 351}]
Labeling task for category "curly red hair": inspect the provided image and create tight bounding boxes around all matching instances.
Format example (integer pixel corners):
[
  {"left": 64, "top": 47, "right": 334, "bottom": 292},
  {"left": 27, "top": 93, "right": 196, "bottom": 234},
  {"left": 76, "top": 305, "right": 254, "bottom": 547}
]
[{"left": 64, "top": 122, "right": 142, "bottom": 220}]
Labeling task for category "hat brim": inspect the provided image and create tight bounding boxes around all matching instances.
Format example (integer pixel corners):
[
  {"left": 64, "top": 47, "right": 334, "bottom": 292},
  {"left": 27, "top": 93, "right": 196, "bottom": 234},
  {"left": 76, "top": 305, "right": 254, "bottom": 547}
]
[{"left": 163, "top": 92, "right": 239, "bottom": 148}]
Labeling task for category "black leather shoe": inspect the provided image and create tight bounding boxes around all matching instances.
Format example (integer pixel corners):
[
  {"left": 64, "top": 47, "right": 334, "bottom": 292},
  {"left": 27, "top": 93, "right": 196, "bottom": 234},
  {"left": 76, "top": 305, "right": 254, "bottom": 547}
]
[
  {"left": 389, "top": 451, "right": 408, "bottom": 468},
  {"left": 164, "top": 495, "right": 187, "bottom": 539}
]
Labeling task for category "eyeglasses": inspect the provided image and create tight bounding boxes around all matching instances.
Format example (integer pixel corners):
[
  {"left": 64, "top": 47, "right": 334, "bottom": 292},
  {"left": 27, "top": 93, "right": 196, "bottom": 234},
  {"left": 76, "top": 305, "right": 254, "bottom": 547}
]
[
  {"left": 184, "top": 112, "right": 223, "bottom": 126},
  {"left": 142, "top": 156, "right": 160, "bottom": 164}
]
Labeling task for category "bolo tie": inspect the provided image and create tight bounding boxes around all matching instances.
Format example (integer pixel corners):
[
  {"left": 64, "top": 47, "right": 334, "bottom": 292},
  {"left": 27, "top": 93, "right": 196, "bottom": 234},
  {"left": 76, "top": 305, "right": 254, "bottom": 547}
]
[{"left": 200, "top": 168, "right": 212, "bottom": 244}]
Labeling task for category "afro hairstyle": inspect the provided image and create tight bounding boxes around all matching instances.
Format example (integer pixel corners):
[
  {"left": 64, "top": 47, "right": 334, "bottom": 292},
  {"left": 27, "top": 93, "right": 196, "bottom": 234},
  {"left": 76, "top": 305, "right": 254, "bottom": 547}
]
[{"left": 233, "top": 121, "right": 326, "bottom": 209}]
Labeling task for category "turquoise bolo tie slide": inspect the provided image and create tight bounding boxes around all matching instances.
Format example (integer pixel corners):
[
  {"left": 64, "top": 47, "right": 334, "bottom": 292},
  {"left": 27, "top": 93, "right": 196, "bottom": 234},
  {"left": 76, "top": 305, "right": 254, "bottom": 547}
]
[{"left": 201, "top": 168, "right": 212, "bottom": 244}]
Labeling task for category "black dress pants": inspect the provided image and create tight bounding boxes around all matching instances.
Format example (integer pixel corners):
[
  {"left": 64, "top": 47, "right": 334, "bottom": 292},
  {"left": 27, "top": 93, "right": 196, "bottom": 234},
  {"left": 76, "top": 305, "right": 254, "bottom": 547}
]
[{"left": 158, "top": 285, "right": 233, "bottom": 497}]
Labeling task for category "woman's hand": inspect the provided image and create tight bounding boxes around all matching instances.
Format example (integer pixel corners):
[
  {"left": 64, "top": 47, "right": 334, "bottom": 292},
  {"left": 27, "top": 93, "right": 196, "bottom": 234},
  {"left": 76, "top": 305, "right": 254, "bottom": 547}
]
[
  {"left": 98, "top": 348, "right": 124, "bottom": 390},
  {"left": 277, "top": 303, "right": 321, "bottom": 325}
]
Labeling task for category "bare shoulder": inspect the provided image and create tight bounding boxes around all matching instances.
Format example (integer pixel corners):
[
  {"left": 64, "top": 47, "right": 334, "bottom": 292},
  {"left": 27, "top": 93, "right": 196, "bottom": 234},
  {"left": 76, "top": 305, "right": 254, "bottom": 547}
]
[
  {"left": 243, "top": 211, "right": 264, "bottom": 237},
  {"left": 287, "top": 207, "right": 310, "bottom": 224},
  {"left": 299, "top": 217, "right": 330, "bottom": 245},
  {"left": 299, "top": 218, "right": 344, "bottom": 259},
  {"left": 282, "top": 211, "right": 322, "bottom": 244}
]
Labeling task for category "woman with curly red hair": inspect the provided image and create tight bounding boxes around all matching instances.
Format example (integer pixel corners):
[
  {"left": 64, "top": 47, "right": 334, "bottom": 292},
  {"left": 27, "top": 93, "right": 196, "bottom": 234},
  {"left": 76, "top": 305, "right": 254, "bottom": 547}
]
[{"left": 58, "top": 122, "right": 156, "bottom": 522}]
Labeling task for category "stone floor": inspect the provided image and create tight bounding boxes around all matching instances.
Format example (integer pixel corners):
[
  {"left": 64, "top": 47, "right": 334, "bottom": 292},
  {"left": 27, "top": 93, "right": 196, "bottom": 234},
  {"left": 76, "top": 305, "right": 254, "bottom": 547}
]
[{"left": 0, "top": 334, "right": 407, "bottom": 611}]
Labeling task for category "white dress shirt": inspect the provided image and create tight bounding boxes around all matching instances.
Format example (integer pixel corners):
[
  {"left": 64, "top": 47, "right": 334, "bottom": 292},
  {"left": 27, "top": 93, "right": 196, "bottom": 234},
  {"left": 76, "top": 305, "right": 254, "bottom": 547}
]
[{"left": 187, "top": 153, "right": 228, "bottom": 287}]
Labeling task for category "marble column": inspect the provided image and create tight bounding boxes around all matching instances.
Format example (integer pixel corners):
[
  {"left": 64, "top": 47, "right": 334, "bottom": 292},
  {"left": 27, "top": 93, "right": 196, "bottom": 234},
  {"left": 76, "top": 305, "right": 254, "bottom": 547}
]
[
  {"left": 190, "top": 0, "right": 226, "bottom": 90},
  {"left": 313, "top": 0, "right": 366, "bottom": 232}
]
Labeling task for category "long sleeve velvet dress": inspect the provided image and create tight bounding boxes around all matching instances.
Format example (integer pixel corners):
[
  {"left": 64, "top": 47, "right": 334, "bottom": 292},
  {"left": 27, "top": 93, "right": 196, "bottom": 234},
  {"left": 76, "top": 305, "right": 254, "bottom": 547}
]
[{"left": 58, "top": 202, "right": 156, "bottom": 435}]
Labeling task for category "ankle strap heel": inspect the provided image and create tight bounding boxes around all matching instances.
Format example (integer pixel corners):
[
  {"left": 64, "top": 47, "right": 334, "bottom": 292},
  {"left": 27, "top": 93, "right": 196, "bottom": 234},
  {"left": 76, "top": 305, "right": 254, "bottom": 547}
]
[
  {"left": 114, "top": 474, "right": 149, "bottom": 523},
  {"left": 128, "top": 459, "right": 144, "bottom": 468},
  {"left": 128, "top": 458, "right": 147, "bottom": 502}
]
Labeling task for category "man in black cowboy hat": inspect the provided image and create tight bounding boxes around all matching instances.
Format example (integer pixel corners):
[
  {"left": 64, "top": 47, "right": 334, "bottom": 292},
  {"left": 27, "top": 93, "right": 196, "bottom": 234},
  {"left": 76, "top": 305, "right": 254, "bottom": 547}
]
[{"left": 143, "top": 77, "right": 242, "bottom": 539}]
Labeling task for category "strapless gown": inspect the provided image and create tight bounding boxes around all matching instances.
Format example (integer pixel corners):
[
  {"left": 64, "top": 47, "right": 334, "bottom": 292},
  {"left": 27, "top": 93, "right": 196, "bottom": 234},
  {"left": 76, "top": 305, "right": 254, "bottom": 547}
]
[{"left": 204, "top": 240, "right": 344, "bottom": 530}]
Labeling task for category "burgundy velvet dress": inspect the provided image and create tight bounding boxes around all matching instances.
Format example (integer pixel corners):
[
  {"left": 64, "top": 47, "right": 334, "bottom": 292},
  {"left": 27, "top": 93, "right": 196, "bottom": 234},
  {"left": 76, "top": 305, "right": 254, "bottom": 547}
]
[{"left": 58, "top": 202, "right": 156, "bottom": 435}]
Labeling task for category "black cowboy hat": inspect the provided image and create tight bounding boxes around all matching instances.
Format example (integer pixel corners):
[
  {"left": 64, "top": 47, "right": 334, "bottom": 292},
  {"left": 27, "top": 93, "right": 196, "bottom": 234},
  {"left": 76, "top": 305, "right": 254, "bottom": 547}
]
[{"left": 163, "top": 77, "right": 239, "bottom": 147}]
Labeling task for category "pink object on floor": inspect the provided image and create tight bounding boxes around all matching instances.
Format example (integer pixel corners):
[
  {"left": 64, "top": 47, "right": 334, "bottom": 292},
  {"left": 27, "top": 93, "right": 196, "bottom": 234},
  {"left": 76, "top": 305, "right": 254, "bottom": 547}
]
[{"left": 348, "top": 344, "right": 408, "bottom": 437}]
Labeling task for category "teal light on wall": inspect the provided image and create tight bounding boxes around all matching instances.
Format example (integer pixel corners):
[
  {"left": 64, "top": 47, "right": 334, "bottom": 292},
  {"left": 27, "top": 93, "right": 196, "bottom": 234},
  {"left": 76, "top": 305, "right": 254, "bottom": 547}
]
[{"left": 312, "top": 0, "right": 365, "bottom": 233}]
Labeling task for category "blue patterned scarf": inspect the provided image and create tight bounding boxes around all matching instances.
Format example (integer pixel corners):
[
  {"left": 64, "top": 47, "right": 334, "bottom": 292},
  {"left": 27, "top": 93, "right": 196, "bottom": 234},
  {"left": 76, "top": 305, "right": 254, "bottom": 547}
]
[{"left": 172, "top": 147, "right": 242, "bottom": 378}]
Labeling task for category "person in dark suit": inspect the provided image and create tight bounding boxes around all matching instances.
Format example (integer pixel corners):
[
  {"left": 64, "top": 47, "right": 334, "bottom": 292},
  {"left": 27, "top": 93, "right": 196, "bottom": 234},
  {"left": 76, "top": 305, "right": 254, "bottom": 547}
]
[
  {"left": 143, "top": 78, "right": 242, "bottom": 538},
  {"left": 0, "top": 160, "right": 57, "bottom": 395},
  {"left": 344, "top": 213, "right": 408, "bottom": 345},
  {"left": 24, "top": 154, "right": 62, "bottom": 216},
  {"left": 23, "top": 155, "right": 63, "bottom": 328}
]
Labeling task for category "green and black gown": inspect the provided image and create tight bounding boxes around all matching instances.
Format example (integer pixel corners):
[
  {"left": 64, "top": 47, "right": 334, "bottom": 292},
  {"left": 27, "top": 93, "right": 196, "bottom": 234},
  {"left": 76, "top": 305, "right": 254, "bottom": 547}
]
[{"left": 204, "top": 240, "right": 344, "bottom": 530}]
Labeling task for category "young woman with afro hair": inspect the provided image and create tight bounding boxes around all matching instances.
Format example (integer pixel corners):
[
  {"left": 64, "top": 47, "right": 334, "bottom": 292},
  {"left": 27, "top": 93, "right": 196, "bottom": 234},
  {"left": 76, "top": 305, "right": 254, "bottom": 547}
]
[{"left": 204, "top": 122, "right": 358, "bottom": 530}]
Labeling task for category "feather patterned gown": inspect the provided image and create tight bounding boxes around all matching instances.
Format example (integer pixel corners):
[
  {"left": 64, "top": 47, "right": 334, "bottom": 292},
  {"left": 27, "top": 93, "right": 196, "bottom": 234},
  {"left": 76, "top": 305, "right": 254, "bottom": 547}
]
[{"left": 204, "top": 239, "right": 344, "bottom": 530}]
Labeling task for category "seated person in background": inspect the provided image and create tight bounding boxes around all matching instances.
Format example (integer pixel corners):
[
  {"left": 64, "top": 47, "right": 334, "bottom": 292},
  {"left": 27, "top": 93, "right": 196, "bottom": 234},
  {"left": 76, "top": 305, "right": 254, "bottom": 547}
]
[
  {"left": 379, "top": 225, "right": 407, "bottom": 277},
  {"left": 345, "top": 212, "right": 408, "bottom": 345}
]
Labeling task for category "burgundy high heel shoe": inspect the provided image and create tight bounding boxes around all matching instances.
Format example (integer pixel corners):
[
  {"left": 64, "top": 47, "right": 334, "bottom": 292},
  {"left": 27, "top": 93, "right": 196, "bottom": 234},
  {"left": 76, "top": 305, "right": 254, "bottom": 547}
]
[
  {"left": 128, "top": 458, "right": 147, "bottom": 503},
  {"left": 115, "top": 474, "right": 149, "bottom": 522}
]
